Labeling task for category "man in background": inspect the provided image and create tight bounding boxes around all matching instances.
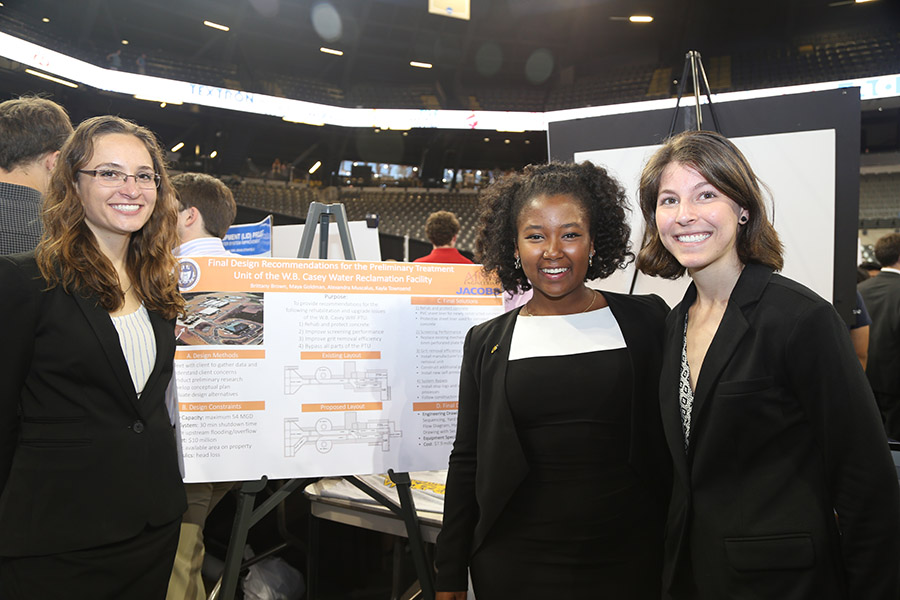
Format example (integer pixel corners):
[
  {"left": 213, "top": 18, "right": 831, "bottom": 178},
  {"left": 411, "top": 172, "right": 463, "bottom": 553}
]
[
  {"left": 168, "top": 172, "right": 238, "bottom": 600},
  {"left": 859, "top": 232, "right": 900, "bottom": 441},
  {"left": 414, "top": 210, "right": 473, "bottom": 264},
  {"left": 0, "top": 96, "right": 72, "bottom": 254},
  {"left": 173, "top": 172, "right": 239, "bottom": 258}
]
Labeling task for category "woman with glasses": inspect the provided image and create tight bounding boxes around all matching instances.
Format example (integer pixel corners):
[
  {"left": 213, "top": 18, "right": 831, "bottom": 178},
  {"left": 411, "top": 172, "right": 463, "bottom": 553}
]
[{"left": 0, "top": 115, "right": 186, "bottom": 599}]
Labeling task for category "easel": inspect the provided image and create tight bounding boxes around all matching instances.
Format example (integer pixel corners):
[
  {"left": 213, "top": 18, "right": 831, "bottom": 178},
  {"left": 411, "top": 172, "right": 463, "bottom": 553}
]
[
  {"left": 668, "top": 50, "right": 722, "bottom": 137},
  {"left": 629, "top": 50, "right": 721, "bottom": 294},
  {"left": 215, "top": 202, "right": 435, "bottom": 600}
]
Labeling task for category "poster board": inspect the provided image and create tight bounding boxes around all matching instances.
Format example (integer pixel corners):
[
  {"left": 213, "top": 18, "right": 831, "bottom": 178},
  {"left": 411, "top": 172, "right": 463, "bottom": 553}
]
[
  {"left": 271, "top": 221, "right": 382, "bottom": 260},
  {"left": 173, "top": 257, "right": 502, "bottom": 482},
  {"left": 548, "top": 88, "right": 860, "bottom": 320}
]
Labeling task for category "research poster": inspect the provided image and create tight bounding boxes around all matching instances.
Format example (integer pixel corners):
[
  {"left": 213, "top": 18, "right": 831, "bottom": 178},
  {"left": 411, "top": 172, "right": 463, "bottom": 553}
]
[{"left": 173, "top": 256, "right": 503, "bottom": 483}]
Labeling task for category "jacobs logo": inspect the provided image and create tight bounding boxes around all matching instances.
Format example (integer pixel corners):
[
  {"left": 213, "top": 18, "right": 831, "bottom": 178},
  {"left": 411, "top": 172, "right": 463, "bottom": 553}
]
[{"left": 456, "top": 286, "right": 499, "bottom": 295}]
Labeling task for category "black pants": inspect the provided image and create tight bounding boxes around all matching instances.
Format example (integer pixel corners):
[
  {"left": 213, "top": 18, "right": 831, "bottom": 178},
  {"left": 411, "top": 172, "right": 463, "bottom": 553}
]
[
  {"left": 0, "top": 519, "right": 180, "bottom": 600},
  {"left": 875, "top": 391, "right": 900, "bottom": 442}
]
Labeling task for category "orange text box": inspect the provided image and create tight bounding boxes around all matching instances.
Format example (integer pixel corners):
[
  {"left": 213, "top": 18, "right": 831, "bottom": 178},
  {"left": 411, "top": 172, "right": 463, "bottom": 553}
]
[
  {"left": 413, "top": 401, "right": 459, "bottom": 411},
  {"left": 301, "top": 351, "right": 381, "bottom": 360},
  {"left": 179, "top": 401, "right": 266, "bottom": 412},
  {"left": 410, "top": 296, "right": 501, "bottom": 306},
  {"left": 302, "top": 402, "right": 383, "bottom": 412},
  {"left": 175, "top": 348, "right": 266, "bottom": 360}
]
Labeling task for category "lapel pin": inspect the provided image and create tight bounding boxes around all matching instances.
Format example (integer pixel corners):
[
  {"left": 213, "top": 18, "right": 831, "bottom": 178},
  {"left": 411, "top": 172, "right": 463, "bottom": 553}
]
[{"left": 490, "top": 344, "right": 499, "bottom": 354}]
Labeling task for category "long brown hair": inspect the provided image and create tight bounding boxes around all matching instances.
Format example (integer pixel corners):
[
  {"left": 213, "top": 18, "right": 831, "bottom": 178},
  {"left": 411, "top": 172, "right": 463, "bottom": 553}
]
[
  {"left": 636, "top": 130, "right": 783, "bottom": 279},
  {"left": 37, "top": 115, "right": 184, "bottom": 319}
]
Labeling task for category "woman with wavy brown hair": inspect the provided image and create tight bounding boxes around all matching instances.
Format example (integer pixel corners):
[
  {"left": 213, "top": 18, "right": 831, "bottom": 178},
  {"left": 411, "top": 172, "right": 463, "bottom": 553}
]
[{"left": 0, "top": 115, "right": 186, "bottom": 599}]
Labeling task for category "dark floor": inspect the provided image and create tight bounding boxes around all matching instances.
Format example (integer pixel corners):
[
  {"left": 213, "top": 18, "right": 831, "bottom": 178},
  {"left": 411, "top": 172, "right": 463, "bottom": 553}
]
[{"left": 203, "top": 482, "right": 419, "bottom": 599}]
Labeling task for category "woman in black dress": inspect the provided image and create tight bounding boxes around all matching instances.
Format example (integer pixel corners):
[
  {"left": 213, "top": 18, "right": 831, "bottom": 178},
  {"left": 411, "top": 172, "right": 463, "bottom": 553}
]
[{"left": 434, "top": 161, "right": 671, "bottom": 599}]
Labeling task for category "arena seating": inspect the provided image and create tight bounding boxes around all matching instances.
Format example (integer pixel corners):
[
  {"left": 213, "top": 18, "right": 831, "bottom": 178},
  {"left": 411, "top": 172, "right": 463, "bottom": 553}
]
[
  {"left": 232, "top": 169, "right": 898, "bottom": 253},
  {"left": 2, "top": 11, "right": 897, "bottom": 111},
  {"left": 230, "top": 182, "right": 483, "bottom": 253},
  {"left": 859, "top": 172, "right": 900, "bottom": 220}
]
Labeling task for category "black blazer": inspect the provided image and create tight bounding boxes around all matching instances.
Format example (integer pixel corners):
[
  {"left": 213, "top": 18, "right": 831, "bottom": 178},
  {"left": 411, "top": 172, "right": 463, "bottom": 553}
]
[
  {"left": 0, "top": 253, "right": 186, "bottom": 556},
  {"left": 661, "top": 263, "right": 900, "bottom": 599},
  {"left": 859, "top": 270, "right": 900, "bottom": 399},
  {"left": 434, "top": 290, "right": 671, "bottom": 591}
]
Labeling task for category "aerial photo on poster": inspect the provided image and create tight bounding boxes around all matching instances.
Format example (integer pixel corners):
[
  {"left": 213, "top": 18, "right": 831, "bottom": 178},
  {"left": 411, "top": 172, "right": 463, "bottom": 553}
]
[{"left": 176, "top": 292, "right": 264, "bottom": 346}]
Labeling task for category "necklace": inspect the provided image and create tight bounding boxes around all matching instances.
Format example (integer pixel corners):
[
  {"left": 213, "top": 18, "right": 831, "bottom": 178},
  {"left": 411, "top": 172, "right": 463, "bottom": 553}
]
[
  {"left": 122, "top": 282, "right": 133, "bottom": 296},
  {"left": 521, "top": 289, "right": 597, "bottom": 317}
]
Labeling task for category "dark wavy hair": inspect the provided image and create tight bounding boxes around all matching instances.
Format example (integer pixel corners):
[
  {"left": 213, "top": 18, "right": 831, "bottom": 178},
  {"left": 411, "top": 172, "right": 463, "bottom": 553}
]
[
  {"left": 475, "top": 161, "right": 633, "bottom": 294},
  {"left": 37, "top": 115, "right": 184, "bottom": 319},
  {"left": 636, "top": 130, "right": 783, "bottom": 279}
]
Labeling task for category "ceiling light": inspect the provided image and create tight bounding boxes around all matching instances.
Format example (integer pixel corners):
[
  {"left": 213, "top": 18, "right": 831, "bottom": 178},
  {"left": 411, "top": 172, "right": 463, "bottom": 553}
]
[
  {"left": 171, "top": 142, "right": 185, "bottom": 152},
  {"left": 410, "top": 61, "right": 433, "bottom": 69},
  {"left": 203, "top": 20, "right": 230, "bottom": 32},
  {"left": 121, "top": 40, "right": 129, "bottom": 45},
  {"left": 855, "top": 0, "right": 877, "bottom": 3},
  {"left": 309, "top": 161, "right": 322, "bottom": 174},
  {"left": 629, "top": 15, "right": 653, "bottom": 23},
  {"left": 320, "top": 47, "right": 343, "bottom": 56},
  {"left": 25, "top": 69, "right": 77, "bottom": 88},
  {"left": 210, "top": 150, "right": 218, "bottom": 159},
  {"left": 160, "top": 102, "right": 167, "bottom": 108},
  {"left": 42, "top": 17, "right": 50, "bottom": 23}
]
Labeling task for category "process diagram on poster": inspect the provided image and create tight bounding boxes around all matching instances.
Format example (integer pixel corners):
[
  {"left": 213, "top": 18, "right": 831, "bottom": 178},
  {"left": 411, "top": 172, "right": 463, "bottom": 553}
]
[{"left": 173, "top": 256, "right": 503, "bottom": 483}]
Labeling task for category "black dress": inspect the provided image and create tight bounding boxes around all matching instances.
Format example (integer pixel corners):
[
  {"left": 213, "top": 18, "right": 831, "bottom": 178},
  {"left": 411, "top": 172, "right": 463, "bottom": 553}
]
[{"left": 468, "top": 310, "right": 661, "bottom": 599}]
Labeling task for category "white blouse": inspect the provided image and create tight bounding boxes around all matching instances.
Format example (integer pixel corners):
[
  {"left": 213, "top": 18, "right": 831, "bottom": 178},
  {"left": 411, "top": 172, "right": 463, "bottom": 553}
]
[
  {"left": 509, "top": 307, "right": 626, "bottom": 360},
  {"left": 110, "top": 304, "right": 157, "bottom": 396}
]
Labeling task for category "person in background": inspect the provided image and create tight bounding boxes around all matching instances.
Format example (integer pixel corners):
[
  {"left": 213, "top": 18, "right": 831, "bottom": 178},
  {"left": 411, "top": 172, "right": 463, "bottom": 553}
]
[
  {"left": 852, "top": 264, "right": 872, "bottom": 370},
  {"left": 435, "top": 162, "right": 670, "bottom": 599},
  {"left": 136, "top": 53, "right": 147, "bottom": 75},
  {"left": 167, "top": 172, "right": 238, "bottom": 600},
  {"left": 637, "top": 129, "right": 900, "bottom": 599},
  {"left": 414, "top": 210, "right": 473, "bottom": 264},
  {"left": 172, "top": 172, "right": 238, "bottom": 258},
  {"left": 0, "top": 96, "right": 73, "bottom": 254},
  {"left": 0, "top": 115, "right": 185, "bottom": 599},
  {"left": 859, "top": 260, "right": 881, "bottom": 279},
  {"left": 106, "top": 49, "right": 122, "bottom": 70},
  {"left": 849, "top": 289, "right": 871, "bottom": 370},
  {"left": 858, "top": 233, "right": 900, "bottom": 441}
]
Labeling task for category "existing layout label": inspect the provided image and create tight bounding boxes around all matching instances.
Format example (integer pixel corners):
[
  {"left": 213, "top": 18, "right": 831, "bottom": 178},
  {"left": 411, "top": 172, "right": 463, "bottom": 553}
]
[{"left": 174, "top": 257, "right": 503, "bottom": 482}]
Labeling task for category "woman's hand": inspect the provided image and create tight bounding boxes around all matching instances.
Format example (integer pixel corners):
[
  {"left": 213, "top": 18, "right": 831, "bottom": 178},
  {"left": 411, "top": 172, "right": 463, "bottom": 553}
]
[{"left": 435, "top": 592, "right": 468, "bottom": 600}]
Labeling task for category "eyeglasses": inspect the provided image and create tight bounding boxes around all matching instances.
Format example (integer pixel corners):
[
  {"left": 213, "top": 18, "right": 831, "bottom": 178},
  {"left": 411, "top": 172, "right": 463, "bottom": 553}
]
[{"left": 78, "top": 169, "right": 161, "bottom": 189}]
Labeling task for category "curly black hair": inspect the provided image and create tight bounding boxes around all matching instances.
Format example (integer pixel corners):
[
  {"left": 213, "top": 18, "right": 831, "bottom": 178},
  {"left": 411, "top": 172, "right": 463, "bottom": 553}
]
[{"left": 475, "top": 161, "right": 633, "bottom": 294}]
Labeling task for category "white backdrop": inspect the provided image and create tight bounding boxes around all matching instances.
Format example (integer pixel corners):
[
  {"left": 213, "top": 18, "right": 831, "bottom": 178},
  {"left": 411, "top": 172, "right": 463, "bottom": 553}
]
[{"left": 575, "top": 129, "right": 836, "bottom": 308}]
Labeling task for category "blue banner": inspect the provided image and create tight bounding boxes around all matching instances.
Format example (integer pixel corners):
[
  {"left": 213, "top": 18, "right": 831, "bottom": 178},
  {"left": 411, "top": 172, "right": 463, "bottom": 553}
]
[{"left": 223, "top": 215, "right": 272, "bottom": 256}]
